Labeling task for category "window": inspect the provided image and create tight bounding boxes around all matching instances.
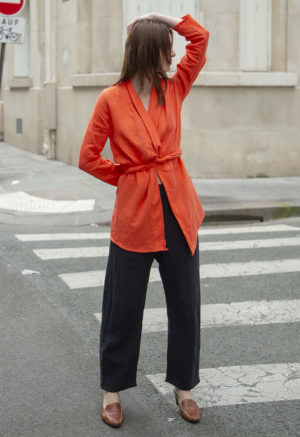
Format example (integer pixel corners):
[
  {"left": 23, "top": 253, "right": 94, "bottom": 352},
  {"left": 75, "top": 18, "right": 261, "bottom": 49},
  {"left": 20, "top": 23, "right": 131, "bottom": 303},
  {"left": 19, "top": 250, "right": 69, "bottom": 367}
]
[{"left": 239, "top": 0, "right": 272, "bottom": 71}]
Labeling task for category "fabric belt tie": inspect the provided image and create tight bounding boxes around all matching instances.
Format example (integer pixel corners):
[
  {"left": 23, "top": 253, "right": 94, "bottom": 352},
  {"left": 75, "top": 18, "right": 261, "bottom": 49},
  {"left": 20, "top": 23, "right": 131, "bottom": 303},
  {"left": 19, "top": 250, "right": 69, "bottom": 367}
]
[{"left": 122, "top": 150, "right": 182, "bottom": 175}]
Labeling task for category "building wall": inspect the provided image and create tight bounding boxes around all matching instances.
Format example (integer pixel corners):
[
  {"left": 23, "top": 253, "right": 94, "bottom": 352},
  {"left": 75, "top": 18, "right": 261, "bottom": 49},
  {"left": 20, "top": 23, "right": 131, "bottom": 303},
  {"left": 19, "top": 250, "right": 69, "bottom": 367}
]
[
  {"left": 1, "top": 0, "right": 299, "bottom": 177},
  {"left": 2, "top": 0, "right": 45, "bottom": 153}
]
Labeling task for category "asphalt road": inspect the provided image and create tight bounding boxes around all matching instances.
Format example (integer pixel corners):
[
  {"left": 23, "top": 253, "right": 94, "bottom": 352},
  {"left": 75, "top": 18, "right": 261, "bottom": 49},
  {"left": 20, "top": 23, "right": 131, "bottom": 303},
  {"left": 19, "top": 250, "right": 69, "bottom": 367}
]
[{"left": 1, "top": 217, "right": 300, "bottom": 437}]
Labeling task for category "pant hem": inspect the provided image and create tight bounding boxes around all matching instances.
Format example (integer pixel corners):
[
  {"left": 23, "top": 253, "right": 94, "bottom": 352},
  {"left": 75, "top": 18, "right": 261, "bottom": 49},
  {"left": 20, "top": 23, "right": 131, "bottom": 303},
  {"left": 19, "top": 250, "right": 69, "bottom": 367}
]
[
  {"left": 165, "top": 376, "right": 200, "bottom": 391},
  {"left": 100, "top": 381, "right": 137, "bottom": 392}
]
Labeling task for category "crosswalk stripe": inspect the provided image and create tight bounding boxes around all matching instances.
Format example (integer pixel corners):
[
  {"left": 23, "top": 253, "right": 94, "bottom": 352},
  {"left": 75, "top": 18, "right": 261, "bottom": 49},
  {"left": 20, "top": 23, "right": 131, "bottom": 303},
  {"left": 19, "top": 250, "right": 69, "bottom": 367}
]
[
  {"left": 58, "top": 268, "right": 161, "bottom": 289},
  {"left": 146, "top": 362, "right": 300, "bottom": 407},
  {"left": 201, "top": 237, "right": 300, "bottom": 251},
  {"left": 34, "top": 246, "right": 109, "bottom": 259},
  {"left": 94, "top": 299, "right": 300, "bottom": 332},
  {"left": 14, "top": 224, "right": 299, "bottom": 242},
  {"left": 199, "top": 224, "right": 299, "bottom": 235},
  {"left": 58, "top": 259, "right": 300, "bottom": 289},
  {"left": 15, "top": 232, "right": 111, "bottom": 241},
  {"left": 201, "top": 259, "right": 300, "bottom": 279},
  {"left": 59, "top": 270, "right": 105, "bottom": 289},
  {"left": 33, "top": 237, "right": 300, "bottom": 259}
]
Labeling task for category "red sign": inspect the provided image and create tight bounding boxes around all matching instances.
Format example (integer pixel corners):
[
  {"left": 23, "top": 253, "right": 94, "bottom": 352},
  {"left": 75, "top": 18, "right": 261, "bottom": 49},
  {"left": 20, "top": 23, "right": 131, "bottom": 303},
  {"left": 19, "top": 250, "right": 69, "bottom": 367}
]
[{"left": 0, "top": 0, "right": 26, "bottom": 16}]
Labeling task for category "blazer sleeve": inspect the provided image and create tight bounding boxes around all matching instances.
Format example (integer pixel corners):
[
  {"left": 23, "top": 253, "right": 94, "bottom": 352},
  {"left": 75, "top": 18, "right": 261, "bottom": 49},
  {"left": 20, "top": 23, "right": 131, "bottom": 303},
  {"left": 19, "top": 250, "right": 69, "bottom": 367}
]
[
  {"left": 171, "top": 14, "right": 210, "bottom": 101},
  {"left": 78, "top": 90, "right": 122, "bottom": 186}
]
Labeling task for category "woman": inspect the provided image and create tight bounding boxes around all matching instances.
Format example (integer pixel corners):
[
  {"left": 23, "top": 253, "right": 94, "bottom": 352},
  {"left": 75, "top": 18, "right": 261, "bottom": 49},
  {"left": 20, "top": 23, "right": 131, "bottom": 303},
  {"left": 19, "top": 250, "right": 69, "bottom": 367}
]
[{"left": 79, "top": 12, "right": 209, "bottom": 427}]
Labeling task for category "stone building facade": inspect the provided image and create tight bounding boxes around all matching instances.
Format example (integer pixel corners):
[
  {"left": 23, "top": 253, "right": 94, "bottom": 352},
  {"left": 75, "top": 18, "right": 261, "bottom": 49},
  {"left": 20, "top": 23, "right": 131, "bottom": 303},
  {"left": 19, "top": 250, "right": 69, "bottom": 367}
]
[{"left": 1, "top": 0, "right": 299, "bottom": 177}]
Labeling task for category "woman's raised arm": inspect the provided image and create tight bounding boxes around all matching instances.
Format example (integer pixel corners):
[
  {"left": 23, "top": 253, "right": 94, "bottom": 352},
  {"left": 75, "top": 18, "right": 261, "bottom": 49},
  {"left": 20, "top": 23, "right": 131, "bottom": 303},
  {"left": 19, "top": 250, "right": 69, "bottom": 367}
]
[{"left": 171, "top": 14, "right": 210, "bottom": 100}]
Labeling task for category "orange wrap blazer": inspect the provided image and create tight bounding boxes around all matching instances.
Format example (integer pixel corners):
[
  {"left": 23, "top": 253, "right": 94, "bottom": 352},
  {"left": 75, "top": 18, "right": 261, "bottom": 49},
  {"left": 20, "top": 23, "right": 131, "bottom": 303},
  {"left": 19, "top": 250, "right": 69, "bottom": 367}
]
[{"left": 79, "top": 14, "right": 210, "bottom": 255}]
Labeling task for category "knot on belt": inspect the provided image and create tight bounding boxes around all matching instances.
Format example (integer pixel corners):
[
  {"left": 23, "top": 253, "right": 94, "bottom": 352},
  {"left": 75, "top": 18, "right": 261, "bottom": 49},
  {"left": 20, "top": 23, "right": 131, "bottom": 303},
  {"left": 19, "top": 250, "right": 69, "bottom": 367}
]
[{"left": 122, "top": 150, "right": 182, "bottom": 175}]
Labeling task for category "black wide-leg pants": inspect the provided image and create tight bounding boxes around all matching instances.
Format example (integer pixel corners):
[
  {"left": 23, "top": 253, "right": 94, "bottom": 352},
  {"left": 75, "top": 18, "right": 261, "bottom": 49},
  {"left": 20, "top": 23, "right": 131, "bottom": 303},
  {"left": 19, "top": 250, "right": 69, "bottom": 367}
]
[{"left": 100, "top": 184, "right": 201, "bottom": 392}]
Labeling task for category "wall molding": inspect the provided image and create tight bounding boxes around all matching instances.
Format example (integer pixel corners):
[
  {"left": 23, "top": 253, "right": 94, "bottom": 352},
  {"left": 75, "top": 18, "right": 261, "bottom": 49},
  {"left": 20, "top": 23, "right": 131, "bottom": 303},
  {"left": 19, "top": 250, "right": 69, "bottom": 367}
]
[
  {"left": 71, "top": 71, "right": 298, "bottom": 88},
  {"left": 8, "top": 77, "right": 33, "bottom": 88}
]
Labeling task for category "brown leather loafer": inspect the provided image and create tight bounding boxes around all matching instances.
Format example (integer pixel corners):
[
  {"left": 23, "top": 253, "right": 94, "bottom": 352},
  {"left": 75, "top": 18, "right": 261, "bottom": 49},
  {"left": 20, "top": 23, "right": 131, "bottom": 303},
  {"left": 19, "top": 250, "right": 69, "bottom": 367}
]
[
  {"left": 101, "top": 396, "right": 123, "bottom": 427},
  {"left": 174, "top": 389, "right": 201, "bottom": 422}
]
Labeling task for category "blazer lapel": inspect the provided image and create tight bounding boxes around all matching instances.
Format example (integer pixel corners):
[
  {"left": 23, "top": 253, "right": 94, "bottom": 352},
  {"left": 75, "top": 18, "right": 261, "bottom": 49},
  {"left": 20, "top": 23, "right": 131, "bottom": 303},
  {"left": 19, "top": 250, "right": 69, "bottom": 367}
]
[{"left": 126, "top": 80, "right": 162, "bottom": 154}]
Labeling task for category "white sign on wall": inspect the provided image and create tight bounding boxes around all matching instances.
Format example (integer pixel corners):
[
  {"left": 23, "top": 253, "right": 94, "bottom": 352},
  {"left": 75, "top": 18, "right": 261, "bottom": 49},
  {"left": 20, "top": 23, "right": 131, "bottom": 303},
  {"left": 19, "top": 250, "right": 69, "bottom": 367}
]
[{"left": 0, "top": 15, "right": 25, "bottom": 43}]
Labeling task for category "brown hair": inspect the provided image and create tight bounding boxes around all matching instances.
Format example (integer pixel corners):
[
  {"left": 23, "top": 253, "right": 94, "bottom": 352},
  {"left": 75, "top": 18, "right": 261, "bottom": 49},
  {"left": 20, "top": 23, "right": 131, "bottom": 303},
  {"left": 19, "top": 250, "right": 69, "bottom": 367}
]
[{"left": 114, "top": 19, "right": 173, "bottom": 106}]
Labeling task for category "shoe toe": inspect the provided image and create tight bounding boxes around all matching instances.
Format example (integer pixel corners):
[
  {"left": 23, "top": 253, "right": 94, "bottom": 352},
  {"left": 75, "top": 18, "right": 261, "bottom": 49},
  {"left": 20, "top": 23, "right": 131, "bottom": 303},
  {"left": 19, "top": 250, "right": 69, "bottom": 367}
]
[
  {"left": 101, "top": 402, "right": 123, "bottom": 427},
  {"left": 180, "top": 399, "right": 201, "bottom": 421},
  {"left": 174, "top": 390, "right": 201, "bottom": 422}
]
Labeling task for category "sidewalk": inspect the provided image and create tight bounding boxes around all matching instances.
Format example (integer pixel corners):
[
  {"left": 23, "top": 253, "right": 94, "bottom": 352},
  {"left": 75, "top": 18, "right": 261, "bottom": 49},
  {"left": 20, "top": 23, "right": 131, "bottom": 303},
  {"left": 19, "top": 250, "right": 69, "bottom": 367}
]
[{"left": 1, "top": 141, "right": 299, "bottom": 226}]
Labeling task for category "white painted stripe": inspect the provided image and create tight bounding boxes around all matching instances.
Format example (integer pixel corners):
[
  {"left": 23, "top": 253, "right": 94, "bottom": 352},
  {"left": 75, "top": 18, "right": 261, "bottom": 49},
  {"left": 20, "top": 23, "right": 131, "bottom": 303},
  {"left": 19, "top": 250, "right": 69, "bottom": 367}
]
[
  {"left": 1, "top": 1, "right": 22, "bottom": 4},
  {"left": 146, "top": 362, "right": 300, "bottom": 407},
  {"left": 59, "top": 268, "right": 161, "bottom": 289},
  {"left": 199, "top": 224, "right": 299, "bottom": 235},
  {"left": 15, "top": 224, "right": 299, "bottom": 242},
  {"left": 22, "top": 269, "right": 40, "bottom": 275},
  {"left": 15, "top": 232, "right": 111, "bottom": 241},
  {"left": 0, "top": 192, "right": 94, "bottom": 213},
  {"left": 94, "top": 299, "right": 300, "bottom": 332},
  {"left": 201, "top": 259, "right": 300, "bottom": 279},
  {"left": 59, "top": 270, "right": 106, "bottom": 289},
  {"left": 34, "top": 246, "right": 109, "bottom": 259},
  {"left": 201, "top": 237, "right": 300, "bottom": 251},
  {"left": 32, "top": 237, "right": 300, "bottom": 260},
  {"left": 59, "top": 259, "right": 300, "bottom": 289}
]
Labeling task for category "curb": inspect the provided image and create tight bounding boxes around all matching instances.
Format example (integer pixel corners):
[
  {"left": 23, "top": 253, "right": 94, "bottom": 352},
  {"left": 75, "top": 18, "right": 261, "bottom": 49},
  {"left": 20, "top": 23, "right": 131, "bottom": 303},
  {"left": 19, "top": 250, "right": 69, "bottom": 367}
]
[{"left": 203, "top": 202, "right": 300, "bottom": 224}]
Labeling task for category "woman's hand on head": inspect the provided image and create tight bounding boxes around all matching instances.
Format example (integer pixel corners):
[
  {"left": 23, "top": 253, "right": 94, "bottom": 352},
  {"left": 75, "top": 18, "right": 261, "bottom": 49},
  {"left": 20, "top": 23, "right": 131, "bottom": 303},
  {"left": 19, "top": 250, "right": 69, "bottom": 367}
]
[
  {"left": 127, "top": 12, "right": 157, "bottom": 34},
  {"left": 127, "top": 13, "right": 181, "bottom": 34}
]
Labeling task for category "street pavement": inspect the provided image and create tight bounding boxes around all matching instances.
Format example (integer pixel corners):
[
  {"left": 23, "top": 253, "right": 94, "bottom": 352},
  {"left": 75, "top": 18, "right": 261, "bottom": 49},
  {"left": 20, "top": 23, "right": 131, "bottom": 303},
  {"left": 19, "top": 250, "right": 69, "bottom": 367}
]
[{"left": 1, "top": 141, "right": 300, "bottom": 436}]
